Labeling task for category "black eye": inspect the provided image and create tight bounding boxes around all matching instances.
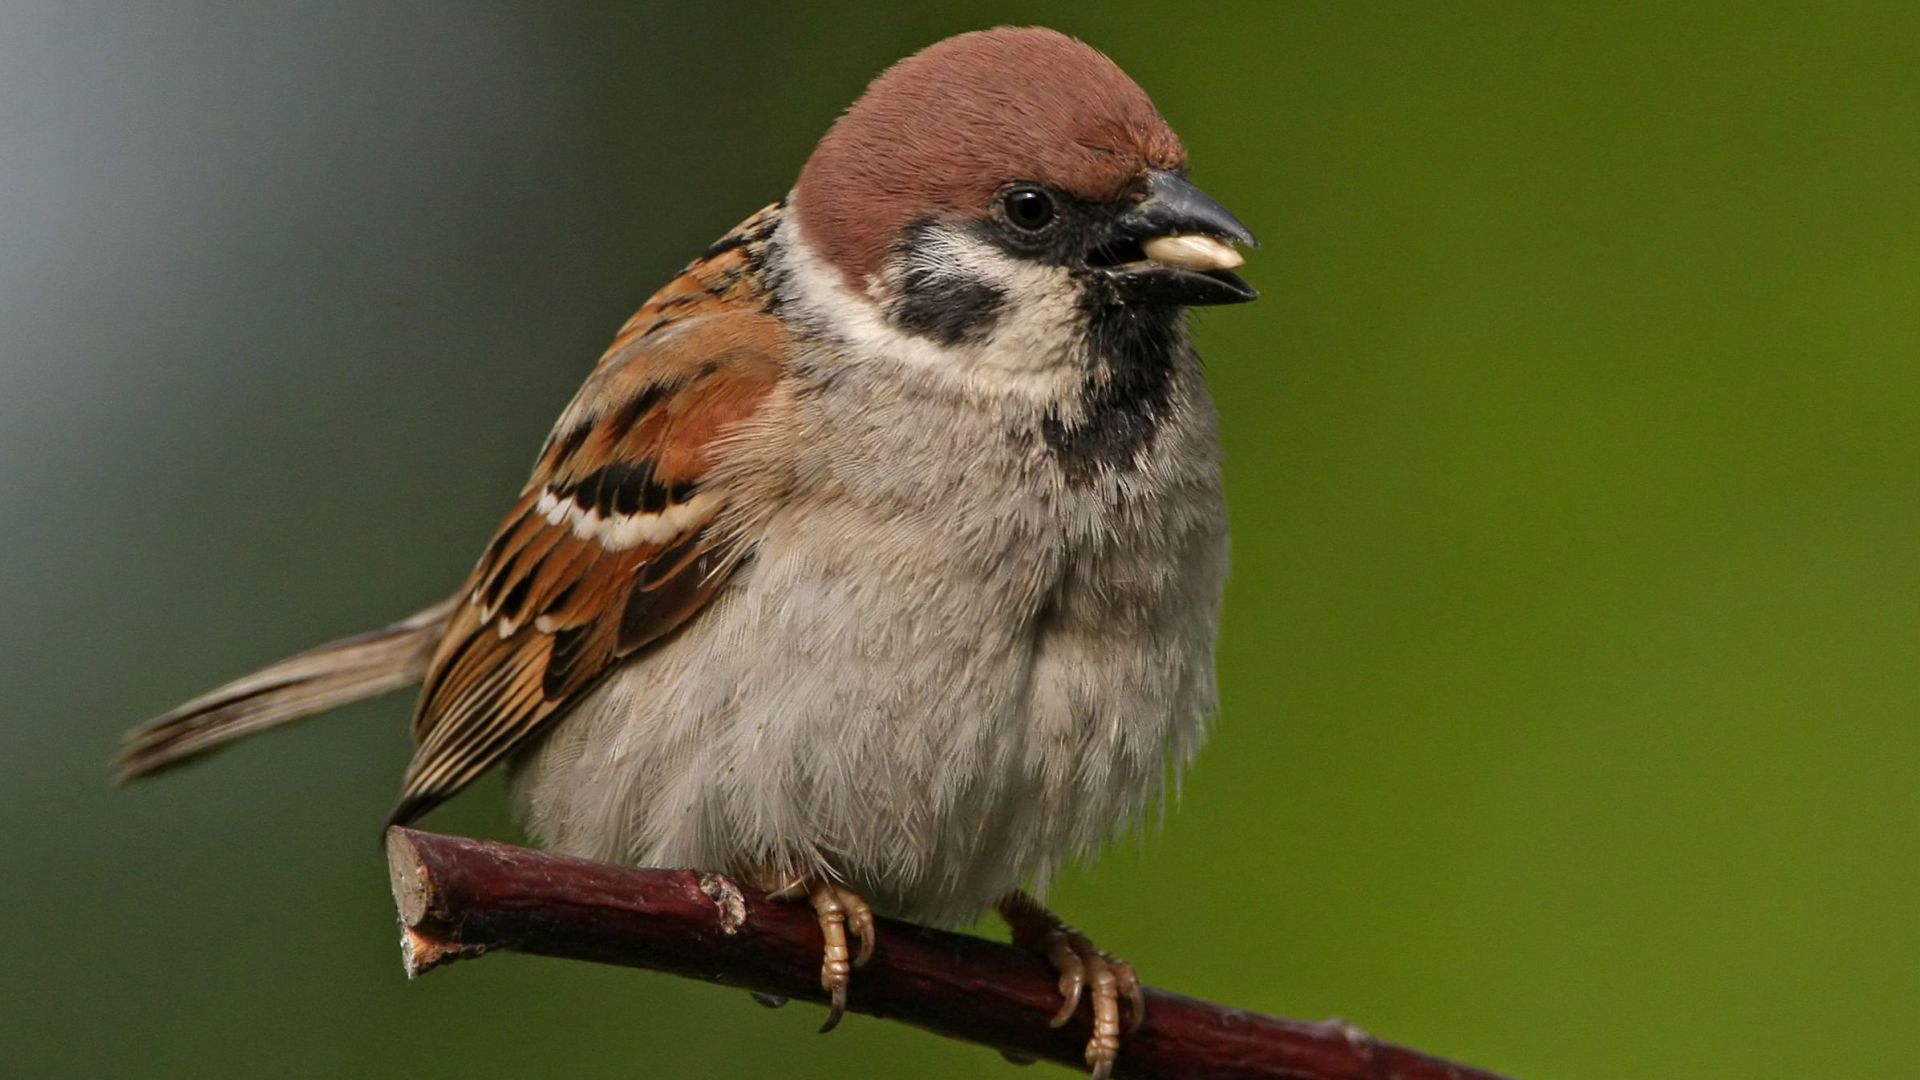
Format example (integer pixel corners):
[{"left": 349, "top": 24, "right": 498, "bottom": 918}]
[{"left": 1001, "top": 186, "right": 1056, "bottom": 233}]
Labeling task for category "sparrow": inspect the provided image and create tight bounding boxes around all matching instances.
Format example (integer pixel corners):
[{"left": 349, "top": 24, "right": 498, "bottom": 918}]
[{"left": 118, "top": 26, "right": 1255, "bottom": 1079}]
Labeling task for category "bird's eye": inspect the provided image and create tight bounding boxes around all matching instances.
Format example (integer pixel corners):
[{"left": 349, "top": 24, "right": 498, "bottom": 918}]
[{"left": 1000, "top": 186, "right": 1056, "bottom": 233}]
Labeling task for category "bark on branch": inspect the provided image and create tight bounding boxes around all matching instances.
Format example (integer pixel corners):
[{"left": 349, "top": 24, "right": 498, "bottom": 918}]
[{"left": 385, "top": 827, "right": 1511, "bottom": 1080}]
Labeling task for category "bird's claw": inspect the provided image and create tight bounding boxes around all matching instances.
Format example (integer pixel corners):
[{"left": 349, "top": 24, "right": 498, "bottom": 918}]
[
  {"left": 1041, "top": 926, "right": 1140, "bottom": 1078},
  {"left": 806, "top": 879, "right": 875, "bottom": 1034},
  {"left": 998, "top": 893, "right": 1145, "bottom": 1079}
]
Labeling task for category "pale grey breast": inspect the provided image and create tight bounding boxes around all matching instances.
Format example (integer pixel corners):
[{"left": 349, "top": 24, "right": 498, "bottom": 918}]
[{"left": 510, "top": 345, "right": 1226, "bottom": 927}]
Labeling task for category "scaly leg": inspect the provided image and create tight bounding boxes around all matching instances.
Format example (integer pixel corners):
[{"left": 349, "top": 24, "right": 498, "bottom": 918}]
[
  {"left": 764, "top": 874, "right": 877, "bottom": 1033},
  {"left": 996, "top": 892, "right": 1144, "bottom": 1080}
]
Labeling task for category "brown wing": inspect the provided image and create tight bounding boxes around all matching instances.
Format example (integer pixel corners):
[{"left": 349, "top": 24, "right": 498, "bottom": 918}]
[{"left": 391, "top": 205, "right": 787, "bottom": 825}]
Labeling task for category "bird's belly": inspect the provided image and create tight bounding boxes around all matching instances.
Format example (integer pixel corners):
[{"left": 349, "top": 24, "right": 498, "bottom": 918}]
[{"left": 507, "top": 512, "right": 1218, "bottom": 926}]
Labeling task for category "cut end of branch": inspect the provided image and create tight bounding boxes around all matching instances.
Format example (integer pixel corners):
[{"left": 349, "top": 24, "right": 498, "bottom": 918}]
[
  {"left": 385, "top": 826, "right": 432, "bottom": 928},
  {"left": 388, "top": 826, "right": 482, "bottom": 977}
]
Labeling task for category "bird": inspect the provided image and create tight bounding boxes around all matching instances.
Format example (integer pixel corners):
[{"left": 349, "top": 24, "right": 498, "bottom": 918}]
[{"left": 117, "top": 26, "right": 1255, "bottom": 1079}]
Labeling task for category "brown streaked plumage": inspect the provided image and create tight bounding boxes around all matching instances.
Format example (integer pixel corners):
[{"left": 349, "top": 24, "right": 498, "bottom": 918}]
[
  {"left": 394, "top": 205, "right": 789, "bottom": 824},
  {"left": 794, "top": 27, "right": 1186, "bottom": 286},
  {"left": 115, "top": 205, "right": 791, "bottom": 811}
]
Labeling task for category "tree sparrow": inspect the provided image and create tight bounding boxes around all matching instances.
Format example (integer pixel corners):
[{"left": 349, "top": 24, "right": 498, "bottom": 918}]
[{"left": 119, "top": 26, "right": 1256, "bottom": 1079}]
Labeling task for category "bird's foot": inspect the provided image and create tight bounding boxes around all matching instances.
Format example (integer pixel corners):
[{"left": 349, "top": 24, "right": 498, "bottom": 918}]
[
  {"left": 996, "top": 892, "right": 1144, "bottom": 1080},
  {"left": 765, "top": 875, "right": 876, "bottom": 1033}
]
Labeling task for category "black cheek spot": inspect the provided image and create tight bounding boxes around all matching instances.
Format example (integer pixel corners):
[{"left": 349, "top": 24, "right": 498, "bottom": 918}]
[
  {"left": 892, "top": 272, "right": 1007, "bottom": 346},
  {"left": 883, "top": 217, "right": 1009, "bottom": 346}
]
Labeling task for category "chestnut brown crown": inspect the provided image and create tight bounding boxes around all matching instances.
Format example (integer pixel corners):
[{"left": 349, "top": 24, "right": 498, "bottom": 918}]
[{"left": 793, "top": 27, "right": 1187, "bottom": 287}]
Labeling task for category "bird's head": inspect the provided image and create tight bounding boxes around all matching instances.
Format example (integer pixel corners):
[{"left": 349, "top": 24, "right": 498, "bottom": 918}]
[{"left": 781, "top": 27, "right": 1254, "bottom": 398}]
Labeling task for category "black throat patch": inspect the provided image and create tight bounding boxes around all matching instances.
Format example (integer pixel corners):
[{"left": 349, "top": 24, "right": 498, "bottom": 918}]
[{"left": 1041, "top": 299, "right": 1186, "bottom": 485}]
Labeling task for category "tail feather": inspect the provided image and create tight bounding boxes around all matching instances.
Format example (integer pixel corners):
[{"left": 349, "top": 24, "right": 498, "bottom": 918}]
[{"left": 115, "top": 598, "right": 456, "bottom": 783}]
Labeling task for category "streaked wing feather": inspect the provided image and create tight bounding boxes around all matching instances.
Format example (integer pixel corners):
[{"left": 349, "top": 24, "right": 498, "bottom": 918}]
[{"left": 390, "top": 204, "right": 786, "bottom": 825}]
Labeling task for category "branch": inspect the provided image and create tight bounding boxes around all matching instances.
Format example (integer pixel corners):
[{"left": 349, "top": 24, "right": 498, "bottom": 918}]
[{"left": 386, "top": 828, "right": 1512, "bottom": 1080}]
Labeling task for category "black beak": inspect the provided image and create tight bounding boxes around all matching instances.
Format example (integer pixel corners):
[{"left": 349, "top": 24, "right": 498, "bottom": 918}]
[{"left": 1097, "top": 170, "right": 1258, "bottom": 307}]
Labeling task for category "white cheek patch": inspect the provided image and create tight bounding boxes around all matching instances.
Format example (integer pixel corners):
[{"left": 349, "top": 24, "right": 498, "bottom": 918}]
[
  {"left": 535, "top": 488, "right": 716, "bottom": 551},
  {"left": 775, "top": 210, "right": 1086, "bottom": 407},
  {"left": 977, "top": 259, "right": 1085, "bottom": 371}
]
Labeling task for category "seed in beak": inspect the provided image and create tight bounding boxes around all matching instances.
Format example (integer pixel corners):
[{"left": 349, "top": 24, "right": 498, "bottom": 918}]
[{"left": 1141, "top": 234, "right": 1244, "bottom": 272}]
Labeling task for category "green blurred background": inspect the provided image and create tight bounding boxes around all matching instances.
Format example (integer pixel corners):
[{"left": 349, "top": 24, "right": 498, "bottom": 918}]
[{"left": 4, "top": 2, "right": 1915, "bottom": 1077}]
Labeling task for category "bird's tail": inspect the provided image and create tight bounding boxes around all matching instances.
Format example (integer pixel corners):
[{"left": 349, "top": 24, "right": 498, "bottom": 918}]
[{"left": 115, "top": 598, "right": 457, "bottom": 783}]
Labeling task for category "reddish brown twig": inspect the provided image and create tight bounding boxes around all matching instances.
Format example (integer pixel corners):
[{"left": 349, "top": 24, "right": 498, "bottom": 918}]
[{"left": 386, "top": 828, "right": 1512, "bottom": 1080}]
